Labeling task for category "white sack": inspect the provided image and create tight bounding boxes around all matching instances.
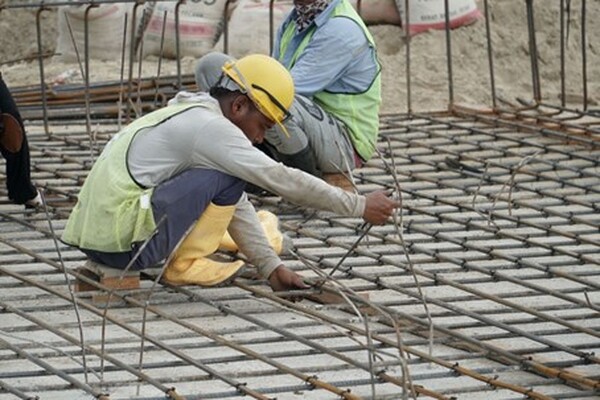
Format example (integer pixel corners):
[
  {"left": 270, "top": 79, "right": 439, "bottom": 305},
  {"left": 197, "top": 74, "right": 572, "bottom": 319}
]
[
  {"left": 56, "top": 4, "right": 133, "bottom": 62},
  {"left": 141, "top": 0, "right": 228, "bottom": 59},
  {"left": 214, "top": 0, "right": 293, "bottom": 58}
]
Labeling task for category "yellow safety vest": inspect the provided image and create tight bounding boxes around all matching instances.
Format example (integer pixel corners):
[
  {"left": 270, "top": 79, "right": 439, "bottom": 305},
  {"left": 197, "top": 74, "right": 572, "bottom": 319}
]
[
  {"left": 278, "top": 0, "right": 382, "bottom": 161},
  {"left": 62, "top": 103, "right": 202, "bottom": 252}
]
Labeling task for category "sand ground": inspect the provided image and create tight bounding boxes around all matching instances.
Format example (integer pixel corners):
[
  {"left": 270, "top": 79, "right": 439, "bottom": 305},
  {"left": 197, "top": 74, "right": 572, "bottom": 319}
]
[{"left": 0, "top": 1, "right": 598, "bottom": 113}]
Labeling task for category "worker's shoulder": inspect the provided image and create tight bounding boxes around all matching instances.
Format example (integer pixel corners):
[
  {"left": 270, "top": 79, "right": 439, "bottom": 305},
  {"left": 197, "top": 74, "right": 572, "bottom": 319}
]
[
  {"left": 318, "top": 16, "right": 367, "bottom": 43},
  {"left": 193, "top": 111, "right": 246, "bottom": 142}
]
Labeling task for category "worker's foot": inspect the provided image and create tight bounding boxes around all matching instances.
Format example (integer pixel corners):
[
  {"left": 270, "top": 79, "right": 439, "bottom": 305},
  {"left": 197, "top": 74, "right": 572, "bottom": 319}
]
[
  {"left": 163, "top": 257, "right": 246, "bottom": 287},
  {"left": 24, "top": 189, "right": 43, "bottom": 209}
]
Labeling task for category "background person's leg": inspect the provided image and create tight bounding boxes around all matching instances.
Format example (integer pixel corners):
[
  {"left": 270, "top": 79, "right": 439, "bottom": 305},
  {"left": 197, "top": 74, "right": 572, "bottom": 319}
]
[
  {"left": 265, "top": 95, "right": 356, "bottom": 177},
  {"left": 0, "top": 75, "right": 37, "bottom": 204}
]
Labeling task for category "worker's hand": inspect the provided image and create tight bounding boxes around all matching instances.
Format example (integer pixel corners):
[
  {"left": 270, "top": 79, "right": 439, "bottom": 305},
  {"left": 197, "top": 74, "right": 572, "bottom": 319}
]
[
  {"left": 363, "top": 190, "right": 401, "bottom": 225},
  {"left": 268, "top": 265, "right": 308, "bottom": 300}
]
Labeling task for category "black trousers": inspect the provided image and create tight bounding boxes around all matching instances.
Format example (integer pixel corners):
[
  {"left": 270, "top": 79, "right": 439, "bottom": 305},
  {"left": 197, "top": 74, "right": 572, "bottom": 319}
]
[{"left": 0, "top": 73, "right": 37, "bottom": 204}]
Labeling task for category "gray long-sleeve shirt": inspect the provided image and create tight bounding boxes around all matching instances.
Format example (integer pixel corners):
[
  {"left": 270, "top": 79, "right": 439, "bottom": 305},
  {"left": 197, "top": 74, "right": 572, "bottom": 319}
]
[{"left": 128, "top": 92, "right": 366, "bottom": 277}]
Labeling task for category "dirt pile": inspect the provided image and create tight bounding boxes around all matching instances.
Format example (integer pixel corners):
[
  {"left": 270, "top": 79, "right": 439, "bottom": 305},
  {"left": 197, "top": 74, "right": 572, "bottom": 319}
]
[{"left": 0, "top": 1, "right": 598, "bottom": 113}]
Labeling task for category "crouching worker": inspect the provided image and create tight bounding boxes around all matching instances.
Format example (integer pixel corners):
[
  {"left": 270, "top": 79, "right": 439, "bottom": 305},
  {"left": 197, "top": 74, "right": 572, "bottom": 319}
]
[{"left": 61, "top": 54, "right": 399, "bottom": 293}]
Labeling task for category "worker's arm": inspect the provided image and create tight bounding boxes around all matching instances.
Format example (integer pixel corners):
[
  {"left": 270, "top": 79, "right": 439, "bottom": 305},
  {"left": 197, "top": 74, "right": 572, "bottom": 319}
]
[
  {"left": 195, "top": 118, "right": 366, "bottom": 217},
  {"left": 193, "top": 118, "right": 398, "bottom": 225},
  {"left": 227, "top": 193, "right": 281, "bottom": 278},
  {"left": 227, "top": 194, "right": 306, "bottom": 291}
]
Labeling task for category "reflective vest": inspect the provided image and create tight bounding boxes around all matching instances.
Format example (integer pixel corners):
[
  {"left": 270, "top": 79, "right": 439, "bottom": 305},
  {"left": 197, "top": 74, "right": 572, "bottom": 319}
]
[
  {"left": 62, "top": 103, "right": 202, "bottom": 252},
  {"left": 278, "top": 0, "right": 381, "bottom": 161}
]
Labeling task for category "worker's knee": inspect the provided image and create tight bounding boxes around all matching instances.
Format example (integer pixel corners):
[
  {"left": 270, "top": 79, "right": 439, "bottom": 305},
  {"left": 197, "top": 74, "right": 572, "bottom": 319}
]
[{"left": 152, "top": 168, "right": 244, "bottom": 215}]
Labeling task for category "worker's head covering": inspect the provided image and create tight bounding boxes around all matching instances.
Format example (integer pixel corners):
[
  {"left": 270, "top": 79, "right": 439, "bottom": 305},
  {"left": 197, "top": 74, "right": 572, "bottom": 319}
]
[
  {"left": 294, "top": 0, "right": 330, "bottom": 31},
  {"left": 194, "top": 52, "right": 235, "bottom": 91},
  {"left": 220, "top": 54, "right": 294, "bottom": 134}
]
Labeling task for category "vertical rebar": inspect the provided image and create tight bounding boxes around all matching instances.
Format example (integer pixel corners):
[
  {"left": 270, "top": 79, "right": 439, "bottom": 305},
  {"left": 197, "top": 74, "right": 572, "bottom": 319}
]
[
  {"left": 223, "top": 0, "right": 233, "bottom": 54},
  {"left": 525, "top": 0, "right": 541, "bottom": 102},
  {"left": 443, "top": 0, "right": 454, "bottom": 107},
  {"left": 560, "top": 0, "right": 566, "bottom": 107},
  {"left": 580, "top": 0, "right": 587, "bottom": 110},
  {"left": 175, "top": 0, "right": 185, "bottom": 90},
  {"left": 484, "top": 0, "right": 497, "bottom": 109},
  {"left": 39, "top": 191, "right": 90, "bottom": 384},
  {"left": 84, "top": 4, "right": 98, "bottom": 152},
  {"left": 35, "top": 5, "right": 49, "bottom": 136},
  {"left": 137, "top": 27, "right": 145, "bottom": 114},
  {"left": 126, "top": 2, "right": 141, "bottom": 122},
  {"left": 118, "top": 12, "right": 128, "bottom": 129},
  {"left": 269, "top": 0, "right": 275, "bottom": 55},
  {"left": 154, "top": 10, "right": 168, "bottom": 105},
  {"left": 403, "top": 0, "right": 411, "bottom": 114}
]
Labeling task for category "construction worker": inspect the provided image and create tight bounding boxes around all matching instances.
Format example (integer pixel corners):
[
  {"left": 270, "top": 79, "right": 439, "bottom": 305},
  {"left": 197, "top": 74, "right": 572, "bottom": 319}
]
[
  {"left": 197, "top": 0, "right": 381, "bottom": 189},
  {"left": 62, "top": 54, "right": 398, "bottom": 292},
  {"left": 0, "top": 73, "right": 41, "bottom": 207}
]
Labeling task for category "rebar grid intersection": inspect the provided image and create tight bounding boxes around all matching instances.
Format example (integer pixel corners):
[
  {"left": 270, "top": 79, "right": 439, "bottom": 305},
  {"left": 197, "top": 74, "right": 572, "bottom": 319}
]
[{"left": 0, "top": 105, "right": 598, "bottom": 399}]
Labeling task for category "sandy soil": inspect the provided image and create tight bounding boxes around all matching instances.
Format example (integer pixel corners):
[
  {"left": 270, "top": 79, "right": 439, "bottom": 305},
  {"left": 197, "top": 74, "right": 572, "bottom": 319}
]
[{"left": 0, "top": 1, "right": 598, "bottom": 113}]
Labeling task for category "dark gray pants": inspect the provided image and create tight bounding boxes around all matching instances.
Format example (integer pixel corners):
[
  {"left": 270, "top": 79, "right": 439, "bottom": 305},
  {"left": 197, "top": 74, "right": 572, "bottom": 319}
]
[
  {"left": 0, "top": 74, "right": 37, "bottom": 205},
  {"left": 265, "top": 95, "right": 358, "bottom": 177}
]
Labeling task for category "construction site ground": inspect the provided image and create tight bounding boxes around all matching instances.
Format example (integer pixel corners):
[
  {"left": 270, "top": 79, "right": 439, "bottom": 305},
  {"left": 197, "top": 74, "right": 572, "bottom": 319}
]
[
  {"left": 0, "top": 0, "right": 599, "bottom": 398},
  {"left": 0, "top": 98, "right": 599, "bottom": 399}
]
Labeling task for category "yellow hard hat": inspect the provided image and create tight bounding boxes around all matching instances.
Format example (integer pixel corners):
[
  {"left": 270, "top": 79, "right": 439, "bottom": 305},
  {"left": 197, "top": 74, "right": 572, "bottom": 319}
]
[{"left": 222, "top": 54, "right": 294, "bottom": 134}]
